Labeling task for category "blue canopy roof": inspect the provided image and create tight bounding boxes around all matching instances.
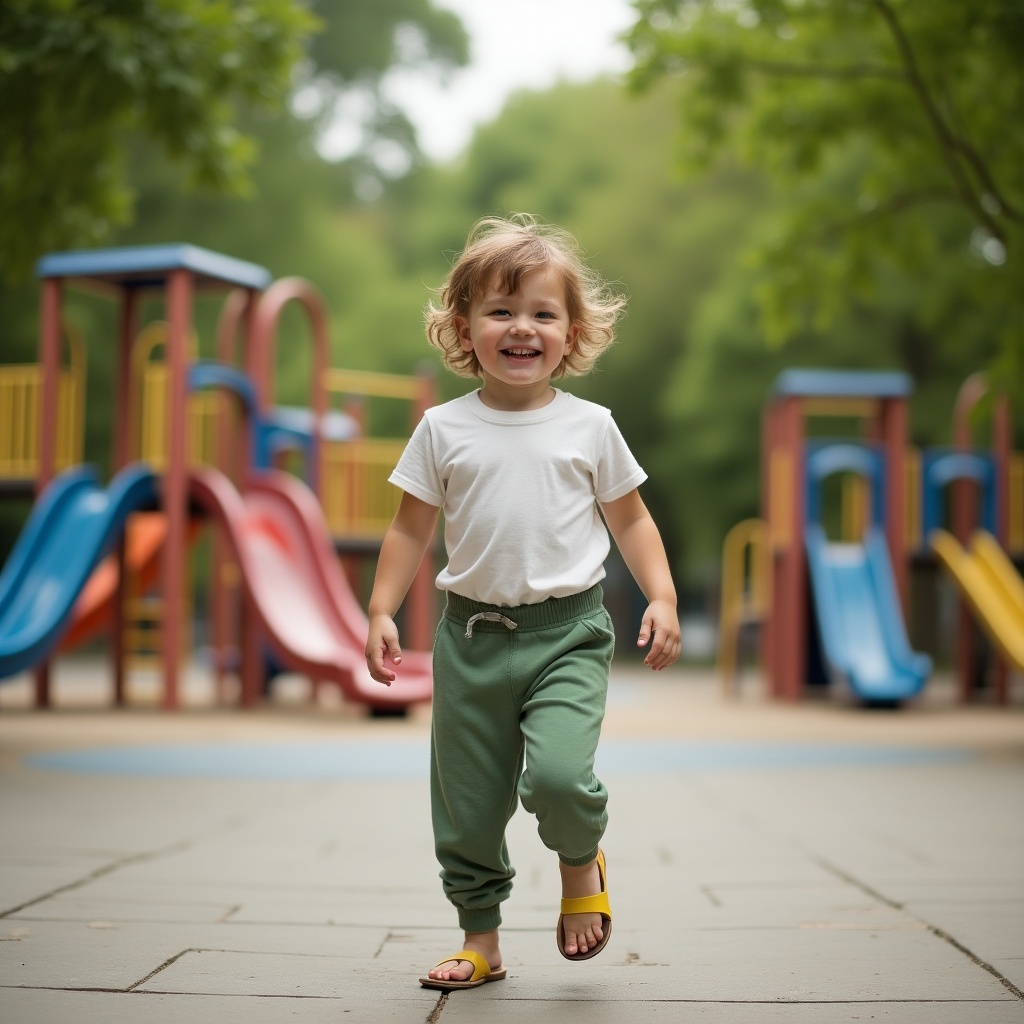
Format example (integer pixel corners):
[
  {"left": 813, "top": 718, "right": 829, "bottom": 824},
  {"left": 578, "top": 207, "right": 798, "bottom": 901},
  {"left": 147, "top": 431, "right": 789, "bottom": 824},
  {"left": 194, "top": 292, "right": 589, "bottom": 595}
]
[
  {"left": 36, "top": 244, "right": 271, "bottom": 292},
  {"left": 773, "top": 369, "right": 913, "bottom": 399}
]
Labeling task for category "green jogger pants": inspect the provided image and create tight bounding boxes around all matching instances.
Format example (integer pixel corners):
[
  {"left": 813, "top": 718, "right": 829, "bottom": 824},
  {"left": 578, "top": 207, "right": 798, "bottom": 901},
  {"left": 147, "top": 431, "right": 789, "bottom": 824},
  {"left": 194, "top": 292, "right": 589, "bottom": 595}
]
[{"left": 430, "top": 584, "right": 615, "bottom": 932}]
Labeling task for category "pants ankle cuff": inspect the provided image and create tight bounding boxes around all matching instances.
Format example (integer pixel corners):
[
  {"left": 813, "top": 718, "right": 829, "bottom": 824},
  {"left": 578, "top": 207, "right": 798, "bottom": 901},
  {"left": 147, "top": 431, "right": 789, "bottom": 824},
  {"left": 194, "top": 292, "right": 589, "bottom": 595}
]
[
  {"left": 559, "top": 846, "right": 600, "bottom": 868},
  {"left": 457, "top": 905, "right": 502, "bottom": 932}
]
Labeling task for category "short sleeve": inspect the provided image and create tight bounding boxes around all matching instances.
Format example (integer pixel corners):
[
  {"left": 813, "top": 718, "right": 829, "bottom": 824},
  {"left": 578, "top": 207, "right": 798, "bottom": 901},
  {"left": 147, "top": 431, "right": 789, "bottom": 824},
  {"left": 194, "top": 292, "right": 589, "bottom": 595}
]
[
  {"left": 595, "top": 415, "right": 647, "bottom": 503},
  {"left": 388, "top": 416, "right": 444, "bottom": 507}
]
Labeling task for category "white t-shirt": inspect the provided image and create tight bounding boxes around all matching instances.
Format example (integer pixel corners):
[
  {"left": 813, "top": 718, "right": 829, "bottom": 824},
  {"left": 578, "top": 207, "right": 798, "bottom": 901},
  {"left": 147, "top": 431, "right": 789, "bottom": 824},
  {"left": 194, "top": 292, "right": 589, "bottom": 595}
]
[{"left": 389, "top": 389, "right": 647, "bottom": 606}]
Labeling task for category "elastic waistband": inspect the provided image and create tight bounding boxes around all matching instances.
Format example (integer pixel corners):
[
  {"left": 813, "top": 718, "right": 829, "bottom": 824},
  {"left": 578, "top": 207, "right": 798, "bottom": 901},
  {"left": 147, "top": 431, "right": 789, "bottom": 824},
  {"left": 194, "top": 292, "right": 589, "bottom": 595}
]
[{"left": 444, "top": 584, "right": 604, "bottom": 632}]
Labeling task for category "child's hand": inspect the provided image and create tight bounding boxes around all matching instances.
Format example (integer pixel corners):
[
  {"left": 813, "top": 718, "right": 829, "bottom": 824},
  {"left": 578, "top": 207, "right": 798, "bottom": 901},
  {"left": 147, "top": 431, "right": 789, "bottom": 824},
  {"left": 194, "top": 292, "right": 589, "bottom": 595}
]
[
  {"left": 636, "top": 599, "right": 681, "bottom": 670},
  {"left": 366, "top": 614, "right": 403, "bottom": 685}
]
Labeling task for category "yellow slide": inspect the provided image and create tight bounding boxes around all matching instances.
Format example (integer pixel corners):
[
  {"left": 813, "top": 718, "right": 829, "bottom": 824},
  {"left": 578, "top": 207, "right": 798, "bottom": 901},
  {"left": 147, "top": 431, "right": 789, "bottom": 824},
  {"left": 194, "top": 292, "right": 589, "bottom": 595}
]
[{"left": 930, "top": 529, "right": 1024, "bottom": 670}]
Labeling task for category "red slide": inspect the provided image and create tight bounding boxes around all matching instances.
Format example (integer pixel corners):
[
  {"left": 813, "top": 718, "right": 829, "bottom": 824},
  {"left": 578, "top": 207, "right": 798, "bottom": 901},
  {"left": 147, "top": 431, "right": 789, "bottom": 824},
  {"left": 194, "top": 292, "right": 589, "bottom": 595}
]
[{"left": 189, "top": 467, "right": 432, "bottom": 711}]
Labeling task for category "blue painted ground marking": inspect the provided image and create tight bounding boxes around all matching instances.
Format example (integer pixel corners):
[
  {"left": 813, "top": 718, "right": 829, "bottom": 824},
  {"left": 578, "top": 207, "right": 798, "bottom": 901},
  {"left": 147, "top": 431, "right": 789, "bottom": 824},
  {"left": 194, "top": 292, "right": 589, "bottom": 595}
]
[{"left": 26, "top": 740, "right": 971, "bottom": 780}]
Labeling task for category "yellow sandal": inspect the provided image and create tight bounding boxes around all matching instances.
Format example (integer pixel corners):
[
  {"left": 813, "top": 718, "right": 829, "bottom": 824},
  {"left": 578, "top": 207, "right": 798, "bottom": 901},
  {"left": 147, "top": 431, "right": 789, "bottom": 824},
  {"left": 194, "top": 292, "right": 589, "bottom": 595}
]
[
  {"left": 556, "top": 849, "right": 612, "bottom": 961},
  {"left": 419, "top": 949, "right": 507, "bottom": 990}
]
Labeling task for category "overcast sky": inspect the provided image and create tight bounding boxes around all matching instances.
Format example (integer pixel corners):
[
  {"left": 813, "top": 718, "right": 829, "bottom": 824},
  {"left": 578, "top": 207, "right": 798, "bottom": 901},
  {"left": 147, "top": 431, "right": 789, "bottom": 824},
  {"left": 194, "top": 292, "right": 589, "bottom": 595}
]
[{"left": 384, "top": 0, "right": 638, "bottom": 162}]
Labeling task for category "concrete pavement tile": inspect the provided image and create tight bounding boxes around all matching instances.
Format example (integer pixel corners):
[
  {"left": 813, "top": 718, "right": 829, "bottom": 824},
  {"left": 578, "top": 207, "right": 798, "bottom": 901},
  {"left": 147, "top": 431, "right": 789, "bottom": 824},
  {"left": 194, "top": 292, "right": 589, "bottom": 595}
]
[
  {"left": 995, "top": 959, "right": 1024, "bottom": 991},
  {"left": 223, "top": 887, "right": 448, "bottom": 928},
  {"left": 28, "top": 876, "right": 451, "bottom": 930},
  {"left": 444, "top": 925, "right": 1020, "bottom": 1003},
  {"left": 0, "top": 852, "right": 123, "bottom": 915},
  {"left": 0, "top": 773, "right": 306, "bottom": 850},
  {"left": 436, "top": 996, "right": 1024, "bottom": 1022},
  {"left": 7, "top": 892, "right": 239, "bottom": 924},
  {"left": 907, "top": 903, "right": 1024, "bottom": 987},
  {"left": 132, "top": 946, "right": 436, "bottom": 1002},
  {"left": 0, "top": 920, "right": 199, "bottom": 990},
  {"left": 891, "top": 881, "right": 1024, "bottom": 902},
  {"left": 676, "top": 882, "right": 916, "bottom": 931},
  {"left": 0, "top": 919, "right": 394, "bottom": 989},
  {"left": 995, "top": 960, "right": 1024, "bottom": 991},
  {"left": 0, "top": 987, "right": 439, "bottom": 1023}
]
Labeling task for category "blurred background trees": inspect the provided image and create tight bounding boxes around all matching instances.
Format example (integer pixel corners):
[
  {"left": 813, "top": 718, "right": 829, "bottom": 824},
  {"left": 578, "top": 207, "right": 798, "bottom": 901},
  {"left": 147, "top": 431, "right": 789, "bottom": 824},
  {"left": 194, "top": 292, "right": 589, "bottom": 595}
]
[{"left": 2, "top": 0, "right": 1020, "bottom": 600}]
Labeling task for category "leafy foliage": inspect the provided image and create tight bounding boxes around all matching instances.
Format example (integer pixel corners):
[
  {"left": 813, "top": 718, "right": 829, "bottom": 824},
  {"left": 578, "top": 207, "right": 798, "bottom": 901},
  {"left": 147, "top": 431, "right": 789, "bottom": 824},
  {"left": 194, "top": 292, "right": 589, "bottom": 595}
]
[
  {"left": 0, "top": 0, "right": 318, "bottom": 280},
  {"left": 626, "top": 0, "right": 1024, "bottom": 399}
]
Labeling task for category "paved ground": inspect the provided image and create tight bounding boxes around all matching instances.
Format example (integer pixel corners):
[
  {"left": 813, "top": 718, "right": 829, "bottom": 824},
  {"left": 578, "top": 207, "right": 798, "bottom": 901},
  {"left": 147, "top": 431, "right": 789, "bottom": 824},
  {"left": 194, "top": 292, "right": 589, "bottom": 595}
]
[{"left": 1, "top": 658, "right": 1022, "bottom": 1023}]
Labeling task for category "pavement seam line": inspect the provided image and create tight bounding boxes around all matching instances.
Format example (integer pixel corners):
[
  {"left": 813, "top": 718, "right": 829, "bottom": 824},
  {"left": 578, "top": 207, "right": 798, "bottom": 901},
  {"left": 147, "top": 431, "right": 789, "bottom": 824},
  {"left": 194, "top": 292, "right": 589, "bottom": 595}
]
[
  {"left": 127, "top": 948, "right": 197, "bottom": 991},
  {"left": 815, "top": 856, "right": 1024, "bottom": 1002},
  {"left": 425, "top": 992, "right": 449, "bottom": 1022},
  {"left": 0, "top": 988, "right": 1016, "bottom": 1004},
  {"left": 0, "top": 839, "right": 192, "bottom": 919}
]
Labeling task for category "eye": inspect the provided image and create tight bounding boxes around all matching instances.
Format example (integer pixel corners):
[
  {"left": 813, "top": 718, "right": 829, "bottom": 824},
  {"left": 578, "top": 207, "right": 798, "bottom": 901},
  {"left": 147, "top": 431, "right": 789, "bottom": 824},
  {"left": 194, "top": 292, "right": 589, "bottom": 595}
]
[
  {"left": 488, "top": 307, "right": 510, "bottom": 317},
  {"left": 535, "top": 311, "right": 555, "bottom": 320}
]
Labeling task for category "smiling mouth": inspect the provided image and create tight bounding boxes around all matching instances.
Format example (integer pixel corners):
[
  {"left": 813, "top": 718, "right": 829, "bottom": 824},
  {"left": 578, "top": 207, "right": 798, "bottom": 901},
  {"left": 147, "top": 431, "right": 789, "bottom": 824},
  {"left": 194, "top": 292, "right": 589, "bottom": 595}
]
[{"left": 502, "top": 348, "right": 540, "bottom": 358}]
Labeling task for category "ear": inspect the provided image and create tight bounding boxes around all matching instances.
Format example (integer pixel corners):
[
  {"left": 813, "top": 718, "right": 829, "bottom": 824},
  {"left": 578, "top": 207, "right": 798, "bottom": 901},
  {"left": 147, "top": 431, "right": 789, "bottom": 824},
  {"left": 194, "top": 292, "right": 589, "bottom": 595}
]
[
  {"left": 455, "top": 315, "right": 474, "bottom": 353},
  {"left": 565, "top": 324, "right": 580, "bottom": 353}
]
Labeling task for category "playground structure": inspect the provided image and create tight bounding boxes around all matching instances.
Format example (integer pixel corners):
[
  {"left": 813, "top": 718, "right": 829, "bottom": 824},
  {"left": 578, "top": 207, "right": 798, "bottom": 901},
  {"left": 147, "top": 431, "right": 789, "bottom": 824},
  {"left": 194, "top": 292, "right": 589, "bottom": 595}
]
[
  {"left": 718, "top": 369, "right": 1024, "bottom": 704},
  {"left": 0, "top": 244, "right": 437, "bottom": 712}
]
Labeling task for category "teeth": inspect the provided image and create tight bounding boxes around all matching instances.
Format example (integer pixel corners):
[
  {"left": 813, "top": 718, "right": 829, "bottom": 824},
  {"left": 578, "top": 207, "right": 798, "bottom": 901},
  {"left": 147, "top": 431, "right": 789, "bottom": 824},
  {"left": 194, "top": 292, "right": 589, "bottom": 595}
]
[{"left": 505, "top": 348, "right": 537, "bottom": 356}]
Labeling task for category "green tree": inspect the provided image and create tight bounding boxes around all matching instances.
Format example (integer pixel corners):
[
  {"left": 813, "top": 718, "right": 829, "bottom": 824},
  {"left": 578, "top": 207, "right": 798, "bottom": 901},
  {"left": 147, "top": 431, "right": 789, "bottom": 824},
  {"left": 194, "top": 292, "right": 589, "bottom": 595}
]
[
  {"left": 627, "top": 0, "right": 1024, "bottom": 398},
  {"left": 299, "top": 0, "right": 468, "bottom": 194},
  {"left": 0, "top": 0, "right": 470, "bottom": 283},
  {"left": 0, "top": 0, "right": 318, "bottom": 281}
]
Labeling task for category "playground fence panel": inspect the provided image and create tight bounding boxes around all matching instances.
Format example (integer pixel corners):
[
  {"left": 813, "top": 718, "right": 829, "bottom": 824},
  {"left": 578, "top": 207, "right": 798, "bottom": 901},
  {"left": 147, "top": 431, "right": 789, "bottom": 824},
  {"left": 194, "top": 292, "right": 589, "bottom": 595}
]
[
  {"left": 0, "top": 326, "right": 84, "bottom": 481},
  {"left": 321, "top": 437, "right": 406, "bottom": 540}
]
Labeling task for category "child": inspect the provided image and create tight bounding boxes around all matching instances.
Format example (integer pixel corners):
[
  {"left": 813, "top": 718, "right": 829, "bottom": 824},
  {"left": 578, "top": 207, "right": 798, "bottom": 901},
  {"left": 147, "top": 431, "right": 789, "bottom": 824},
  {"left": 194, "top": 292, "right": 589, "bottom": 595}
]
[{"left": 364, "top": 214, "right": 680, "bottom": 990}]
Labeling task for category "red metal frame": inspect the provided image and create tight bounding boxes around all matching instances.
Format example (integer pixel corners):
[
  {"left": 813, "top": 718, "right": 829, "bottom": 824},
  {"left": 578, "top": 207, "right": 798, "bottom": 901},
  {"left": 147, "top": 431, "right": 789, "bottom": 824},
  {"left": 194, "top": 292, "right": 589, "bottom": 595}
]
[{"left": 761, "top": 378, "right": 910, "bottom": 701}]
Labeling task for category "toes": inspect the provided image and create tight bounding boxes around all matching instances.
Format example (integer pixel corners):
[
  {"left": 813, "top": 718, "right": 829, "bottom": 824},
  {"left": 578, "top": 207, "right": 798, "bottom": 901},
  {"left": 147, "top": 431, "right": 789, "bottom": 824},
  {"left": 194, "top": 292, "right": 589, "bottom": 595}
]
[
  {"left": 430, "top": 959, "right": 470, "bottom": 981},
  {"left": 562, "top": 917, "right": 604, "bottom": 955}
]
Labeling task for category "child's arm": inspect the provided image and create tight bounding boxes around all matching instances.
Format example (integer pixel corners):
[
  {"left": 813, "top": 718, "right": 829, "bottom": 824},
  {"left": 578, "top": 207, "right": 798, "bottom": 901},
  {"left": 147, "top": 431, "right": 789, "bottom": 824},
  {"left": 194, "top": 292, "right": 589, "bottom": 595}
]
[
  {"left": 600, "top": 488, "right": 681, "bottom": 671},
  {"left": 365, "top": 491, "right": 440, "bottom": 685}
]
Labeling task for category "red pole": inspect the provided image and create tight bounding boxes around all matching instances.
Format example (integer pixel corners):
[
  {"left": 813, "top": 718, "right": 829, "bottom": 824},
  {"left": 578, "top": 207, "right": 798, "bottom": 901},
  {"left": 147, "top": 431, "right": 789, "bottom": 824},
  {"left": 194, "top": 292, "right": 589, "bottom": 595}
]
[
  {"left": 33, "top": 277, "right": 63, "bottom": 707},
  {"left": 880, "top": 396, "right": 908, "bottom": 609},
  {"left": 992, "top": 392, "right": 1012, "bottom": 704},
  {"left": 161, "top": 270, "right": 192, "bottom": 710},
  {"left": 112, "top": 288, "right": 139, "bottom": 706},
  {"left": 777, "top": 397, "right": 806, "bottom": 701},
  {"left": 952, "top": 375, "right": 985, "bottom": 700}
]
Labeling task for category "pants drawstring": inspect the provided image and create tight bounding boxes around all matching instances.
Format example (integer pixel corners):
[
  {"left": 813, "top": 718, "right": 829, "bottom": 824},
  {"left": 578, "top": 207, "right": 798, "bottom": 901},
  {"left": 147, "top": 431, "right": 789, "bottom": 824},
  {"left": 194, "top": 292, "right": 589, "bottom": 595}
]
[{"left": 465, "top": 612, "right": 518, "bottom": 640}]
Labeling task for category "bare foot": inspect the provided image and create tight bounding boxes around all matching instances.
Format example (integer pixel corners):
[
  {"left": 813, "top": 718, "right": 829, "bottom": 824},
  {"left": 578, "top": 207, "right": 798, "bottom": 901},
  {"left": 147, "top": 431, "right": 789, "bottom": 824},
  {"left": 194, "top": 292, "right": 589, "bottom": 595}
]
[
  {"left": 427, "top": 929, "right": 502, "bottom": 983},
  {"left": 559, "top": 857, "right": 605, "bottom": 956}
]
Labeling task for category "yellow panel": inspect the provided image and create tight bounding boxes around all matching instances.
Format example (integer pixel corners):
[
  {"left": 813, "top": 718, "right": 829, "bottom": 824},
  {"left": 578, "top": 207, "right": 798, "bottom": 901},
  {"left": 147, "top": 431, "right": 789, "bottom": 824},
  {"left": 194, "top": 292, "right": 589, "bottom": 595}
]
[
  {"left": 768, "top": 450, "right": 792, "bottom": 551},
  {"left": 323, "top": 368, "right": 421, "bottom": 401}
]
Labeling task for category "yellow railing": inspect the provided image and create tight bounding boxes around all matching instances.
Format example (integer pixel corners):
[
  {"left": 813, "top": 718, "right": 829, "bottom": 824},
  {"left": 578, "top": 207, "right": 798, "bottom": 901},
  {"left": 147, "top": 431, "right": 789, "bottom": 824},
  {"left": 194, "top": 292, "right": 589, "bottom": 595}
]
[
  {"left": 321, "top": 438, "right": 408, "bottom": 540},
  {"left": 133, "top": 335, "right": 429, "bottom": 537},
  {"left": 323, "top": 368, "right": 424, "bottom": 402},
  {"left": 319, "top": 367, "right": 432, "bottom": 540},
  {"left": 717, "top": 518, "right": 772, "bottom": 695},
  {"left": 767, "top": 450, "right": 792, "bottom": 551},
  {"left": 133, "top": 323, "right": 221, "bottom": 470},
  {"left": 0, "top": 323, "right": 85, "bottom": 479}
]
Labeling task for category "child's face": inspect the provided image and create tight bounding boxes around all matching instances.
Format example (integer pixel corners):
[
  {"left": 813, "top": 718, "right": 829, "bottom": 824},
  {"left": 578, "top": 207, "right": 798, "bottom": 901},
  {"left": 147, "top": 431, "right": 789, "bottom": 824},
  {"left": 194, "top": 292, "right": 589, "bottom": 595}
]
[{"left": 455, "top": 265, "right": 578, "bottom": 404}]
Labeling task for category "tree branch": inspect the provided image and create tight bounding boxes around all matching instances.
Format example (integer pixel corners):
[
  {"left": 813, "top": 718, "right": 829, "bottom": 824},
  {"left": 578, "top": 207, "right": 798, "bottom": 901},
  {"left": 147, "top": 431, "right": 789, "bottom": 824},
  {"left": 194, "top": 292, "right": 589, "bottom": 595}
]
[
  {"left": 870, "top": 0, "right": 1013, "bottom": 240},
  {"left": 744, "top": 58, "right": 906, "bottom": 83},
  {"left": 815, "top": 185, "right": 962, "bottom": 243}
]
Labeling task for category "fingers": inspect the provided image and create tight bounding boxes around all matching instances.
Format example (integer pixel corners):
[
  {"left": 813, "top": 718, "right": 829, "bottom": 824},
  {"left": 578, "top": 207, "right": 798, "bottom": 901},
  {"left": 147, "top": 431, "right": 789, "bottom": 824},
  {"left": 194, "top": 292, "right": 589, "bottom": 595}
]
[
  {"left": 637, "top": 605, "right": 681, "bottom": 671},
  {"left": 365, "top": 617, "right": 402, "bottom": 685}
]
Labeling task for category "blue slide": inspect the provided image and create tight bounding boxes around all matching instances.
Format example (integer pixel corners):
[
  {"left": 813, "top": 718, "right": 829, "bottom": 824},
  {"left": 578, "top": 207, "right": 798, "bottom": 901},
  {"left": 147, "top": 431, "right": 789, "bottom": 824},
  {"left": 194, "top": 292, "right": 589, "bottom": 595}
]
[
  {"left": 0, "top": 464, "right": 159, "bottom": 680},
  {"left": 805, "top": 524, "right": 931, "bottom": 702}
]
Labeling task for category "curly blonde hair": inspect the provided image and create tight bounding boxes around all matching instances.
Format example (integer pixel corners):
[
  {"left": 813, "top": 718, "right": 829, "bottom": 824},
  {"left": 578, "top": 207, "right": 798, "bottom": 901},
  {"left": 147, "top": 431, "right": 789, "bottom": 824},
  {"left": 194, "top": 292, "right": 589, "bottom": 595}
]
[{"left": 425, "top": 213, "right": 626, "bottom": 379}]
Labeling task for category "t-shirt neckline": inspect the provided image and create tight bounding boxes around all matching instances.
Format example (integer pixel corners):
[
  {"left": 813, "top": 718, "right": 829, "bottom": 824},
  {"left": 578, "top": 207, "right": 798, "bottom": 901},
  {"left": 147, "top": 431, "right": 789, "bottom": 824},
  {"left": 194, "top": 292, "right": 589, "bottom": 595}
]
[{"left": 467, "top": 388, "right": 569, "bottom": 424}]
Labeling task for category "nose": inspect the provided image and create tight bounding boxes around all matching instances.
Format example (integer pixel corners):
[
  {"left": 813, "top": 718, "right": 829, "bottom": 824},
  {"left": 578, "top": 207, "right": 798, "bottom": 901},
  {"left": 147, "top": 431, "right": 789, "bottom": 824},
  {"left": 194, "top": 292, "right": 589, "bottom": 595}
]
[{"left": 509, "top": 314, "right": 535, "bottom": 335}]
